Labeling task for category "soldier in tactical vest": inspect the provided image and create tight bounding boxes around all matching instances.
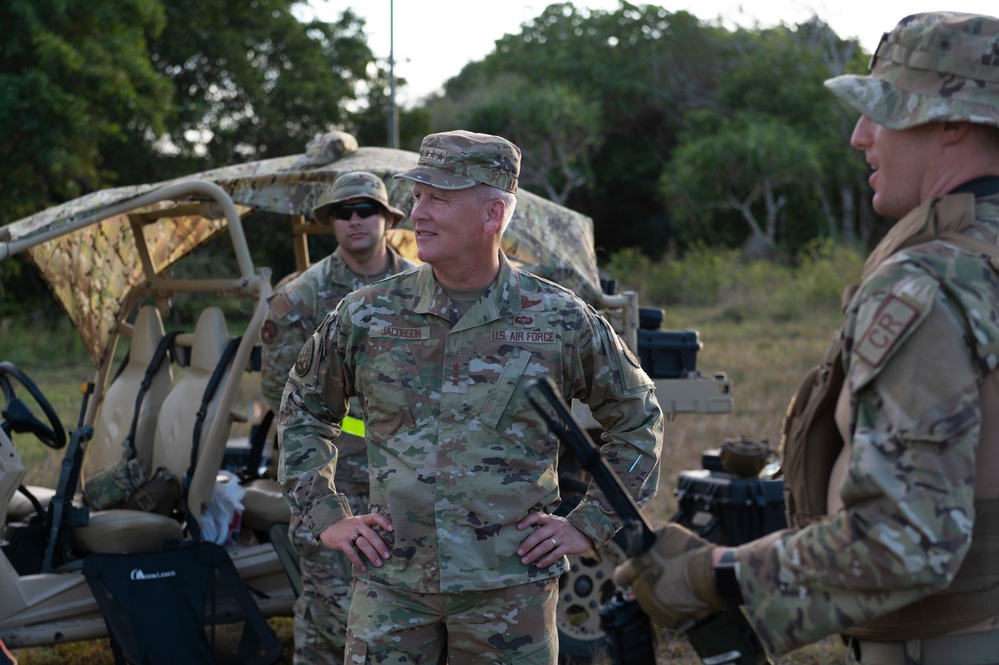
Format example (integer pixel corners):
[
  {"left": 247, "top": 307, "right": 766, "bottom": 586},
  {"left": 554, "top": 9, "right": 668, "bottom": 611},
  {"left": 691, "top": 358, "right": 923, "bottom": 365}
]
[
  {"left": 277, "top": 130, "right": 664, "bottom": 663},
  {"left": 260, "top": 171, "right": 416, "bottom": 665},
  {"left": 614, "top": 11, "right": 999, "bottom": 665}
]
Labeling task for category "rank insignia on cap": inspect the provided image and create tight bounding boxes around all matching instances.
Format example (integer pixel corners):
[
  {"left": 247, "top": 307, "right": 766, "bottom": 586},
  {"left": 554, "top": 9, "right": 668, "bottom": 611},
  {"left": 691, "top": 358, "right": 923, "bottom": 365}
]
[
  {"left": 855, "top": 295, "right": 919, "bottom": 367},
  {"left": 421, "top": 148, "right": 447, "bottom": 165},
  {"left": 295, "top": 337, "right": 315, "bottom": 376}
]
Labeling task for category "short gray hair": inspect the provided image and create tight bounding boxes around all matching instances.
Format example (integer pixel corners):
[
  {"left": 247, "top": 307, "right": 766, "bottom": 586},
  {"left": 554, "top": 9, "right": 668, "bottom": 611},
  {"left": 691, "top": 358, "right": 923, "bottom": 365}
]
[{"left": 473, "top": 184, "right": 517, "bottom": 234}]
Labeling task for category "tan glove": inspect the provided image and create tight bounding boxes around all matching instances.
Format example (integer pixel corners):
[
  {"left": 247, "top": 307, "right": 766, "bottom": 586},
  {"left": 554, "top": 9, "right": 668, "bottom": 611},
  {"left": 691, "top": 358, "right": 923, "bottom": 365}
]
[{"left": 612, "top": 523, "right": 727, "bottom": 628}]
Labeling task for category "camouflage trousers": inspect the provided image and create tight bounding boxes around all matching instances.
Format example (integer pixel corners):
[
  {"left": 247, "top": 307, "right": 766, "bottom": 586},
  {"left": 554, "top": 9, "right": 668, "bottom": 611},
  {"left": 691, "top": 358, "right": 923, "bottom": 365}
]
[
  {"left": 291, "top": 491, "right": 369, "bottom": 665},
  {"left": 344, "top": 576, "right": 559, "bottom": 664}
]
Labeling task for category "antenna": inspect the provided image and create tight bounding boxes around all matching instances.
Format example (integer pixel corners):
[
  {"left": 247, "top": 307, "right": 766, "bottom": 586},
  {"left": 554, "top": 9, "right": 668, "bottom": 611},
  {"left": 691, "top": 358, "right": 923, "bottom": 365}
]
[{"left": 387, "top": 0, "right": 400, "bottom": 148}]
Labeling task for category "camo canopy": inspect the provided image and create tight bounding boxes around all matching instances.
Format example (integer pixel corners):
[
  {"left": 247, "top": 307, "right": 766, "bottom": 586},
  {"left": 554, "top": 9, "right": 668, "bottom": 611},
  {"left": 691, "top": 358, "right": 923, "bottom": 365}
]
[{"left": 0, "top": 138, "right": 601, "bottom": 367}]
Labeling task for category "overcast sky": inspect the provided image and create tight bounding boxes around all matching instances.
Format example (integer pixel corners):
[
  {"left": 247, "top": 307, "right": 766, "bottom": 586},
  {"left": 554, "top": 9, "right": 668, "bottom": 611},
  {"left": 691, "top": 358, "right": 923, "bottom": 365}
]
[{"left": 307, "top": 1, "right": 999, "bottom": 105}]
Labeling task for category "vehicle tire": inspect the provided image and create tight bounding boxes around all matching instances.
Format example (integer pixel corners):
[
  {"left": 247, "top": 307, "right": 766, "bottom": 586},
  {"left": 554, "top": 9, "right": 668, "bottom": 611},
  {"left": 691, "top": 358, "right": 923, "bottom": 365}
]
[{"left": 554, "top": 506, "right": 630, "bottom": 664}]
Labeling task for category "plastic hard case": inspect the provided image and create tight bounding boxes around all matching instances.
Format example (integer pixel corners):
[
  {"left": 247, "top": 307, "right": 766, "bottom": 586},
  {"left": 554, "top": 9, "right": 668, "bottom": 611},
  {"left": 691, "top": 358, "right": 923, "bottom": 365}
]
[
  {"left": 636, "top": 329, "right": 701, "bottom": 378},
  {"left": 671, "top": 466, "right": 787, "bottom": 547}
]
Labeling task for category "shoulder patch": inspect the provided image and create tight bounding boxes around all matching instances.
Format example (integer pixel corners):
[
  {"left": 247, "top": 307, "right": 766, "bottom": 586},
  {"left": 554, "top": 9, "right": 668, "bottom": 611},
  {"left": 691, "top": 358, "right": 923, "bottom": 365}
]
[
  {"left": 294, "top": 337, "right": 315, "bottom": 376},
  {"left": 260, "top": 319, "right": 277, "bottom": 344},
  {"left": 621, "top": 339, "right": 644, "bottom": 370},
  {"left": 854, "top": 295, "right": 920, "bottom": 368},
  {"left": 269, "top": 292, "right": 293, "bottom": 319}
]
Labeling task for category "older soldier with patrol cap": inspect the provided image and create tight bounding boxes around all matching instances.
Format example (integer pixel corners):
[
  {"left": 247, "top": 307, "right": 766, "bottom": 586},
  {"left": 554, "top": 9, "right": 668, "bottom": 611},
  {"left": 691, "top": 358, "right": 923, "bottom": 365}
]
[
  {"left": 613, "top": 11, "right": 999, "bottom": 665},
  {"left": 261, "top": 170, "right": 416, "bottom": 665},
  {"left": 277, "top": 129, "right": 663, "bottom": 664}
]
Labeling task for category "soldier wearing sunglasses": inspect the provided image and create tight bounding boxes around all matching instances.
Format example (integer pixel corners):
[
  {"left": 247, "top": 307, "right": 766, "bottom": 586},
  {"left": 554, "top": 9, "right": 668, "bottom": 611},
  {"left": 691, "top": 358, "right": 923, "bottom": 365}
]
[{"left": 261, "top": 171, "right": 416, "bottom": 665}]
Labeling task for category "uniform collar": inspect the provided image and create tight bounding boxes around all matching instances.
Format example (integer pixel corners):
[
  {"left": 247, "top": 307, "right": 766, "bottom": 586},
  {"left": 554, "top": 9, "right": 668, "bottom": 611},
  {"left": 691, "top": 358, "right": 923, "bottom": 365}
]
[
  {"left": 412, "top": 251, "right": 522, "bottom": 326},
  {"left": 950, "top": 176, "right": 999, "bottom": 198}
]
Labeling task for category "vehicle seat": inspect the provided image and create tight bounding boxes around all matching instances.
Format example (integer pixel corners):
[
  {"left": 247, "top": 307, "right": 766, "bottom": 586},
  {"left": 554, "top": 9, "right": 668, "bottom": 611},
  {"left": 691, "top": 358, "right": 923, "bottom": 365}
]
[
  {"left": 5, "top": 486, "right": 55, "bottom": 524},
  {"left": 237, "top": 411, "right": 290, "bottom": 532},
  {"left": 241, "top": 478, "right": 288, "bottom": 532},
  {"left": 83, "top": 305, "right": 175, "bottom": 493},
  {"left": 73, "top": 307, "right": 236, "bottom": 554},
  {"left": 5, "top": 307, "right": 175, "bottom": 525}
]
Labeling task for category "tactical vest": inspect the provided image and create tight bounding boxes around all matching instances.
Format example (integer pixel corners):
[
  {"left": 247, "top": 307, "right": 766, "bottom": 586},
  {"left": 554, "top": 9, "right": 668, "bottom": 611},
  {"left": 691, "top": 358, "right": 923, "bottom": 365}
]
[{"left": 780, "top": 193, "right": 999, "bottom": 640}]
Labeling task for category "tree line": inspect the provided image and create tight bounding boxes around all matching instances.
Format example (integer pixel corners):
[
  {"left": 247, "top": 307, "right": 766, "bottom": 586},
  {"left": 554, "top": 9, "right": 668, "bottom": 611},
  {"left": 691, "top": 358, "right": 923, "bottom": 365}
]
[{"left": 0, "top": 0, "right": 883, "bottom": 316}]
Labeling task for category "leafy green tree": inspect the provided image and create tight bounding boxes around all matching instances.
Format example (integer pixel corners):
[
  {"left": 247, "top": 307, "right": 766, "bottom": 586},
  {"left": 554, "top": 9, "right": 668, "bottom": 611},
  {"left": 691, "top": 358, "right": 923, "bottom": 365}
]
[
  {"left": 662, "top": 111, "right": 821, "bottom": 254},
  {"left": 432, "top": 3, "right": 733, "bottom": 253},
  {"left": 0, "top": 0, "right": 172, "bottom": 223},
  {"left": 718, "top": 20, "right": 872, "bottom": 249},
  {"left": 0, "top": 0, "right": 388, "bottom": 317},
  {"left": 108, "top": 0, "right": 397, "bottom": 304},
  {"left": 430, "top": 4, "right": 879, "bottom": 258},
  {"left": 661, "top": 19, "right": 874, "bottom": 256},
  {"left": 499, "top": 81, "right": 602, "bottom": 205},
  {"left": 117, "top": 1, "right": 380, "bottom": 182},
  {"left": 432, "top": 74, "right": 602, "bottom": 206},
  {"left": 0, "top": 0, "right": 386, "bottom": 213}
]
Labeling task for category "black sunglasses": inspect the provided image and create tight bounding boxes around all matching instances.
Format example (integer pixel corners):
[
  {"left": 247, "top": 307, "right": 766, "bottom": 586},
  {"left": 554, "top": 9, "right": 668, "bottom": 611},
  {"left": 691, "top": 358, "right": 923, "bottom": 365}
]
[
  {"left": 330, "top": 201, "right": 382, "bottom": 221},
  {"left": 868, "top": 31, "right": 889, "bottom": 70}
]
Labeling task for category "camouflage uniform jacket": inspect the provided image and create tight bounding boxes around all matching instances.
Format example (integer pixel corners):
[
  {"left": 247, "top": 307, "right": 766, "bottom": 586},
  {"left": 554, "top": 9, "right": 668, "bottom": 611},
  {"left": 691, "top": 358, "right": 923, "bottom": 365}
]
[
  {"left": 738, "top": 188, "right": 999, "bottom": 655},
  {"left": 261, "top": 246, "right": 416, "bottom": 489},
  {"left": 277, "top": 252, "right": 663, "bottom": 593}
]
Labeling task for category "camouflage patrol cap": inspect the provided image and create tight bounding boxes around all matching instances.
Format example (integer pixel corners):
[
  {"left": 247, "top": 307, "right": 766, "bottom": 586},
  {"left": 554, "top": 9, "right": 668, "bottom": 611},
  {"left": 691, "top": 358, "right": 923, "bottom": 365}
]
[
  {"left": 394, "top": 130, "right": 521, "bottom": 193},
  {"left": 312, "top": 171, "right": 405, "bottom": 227},
  {"left": 824, "top": 12, "right": 999, "bottom": 130}
]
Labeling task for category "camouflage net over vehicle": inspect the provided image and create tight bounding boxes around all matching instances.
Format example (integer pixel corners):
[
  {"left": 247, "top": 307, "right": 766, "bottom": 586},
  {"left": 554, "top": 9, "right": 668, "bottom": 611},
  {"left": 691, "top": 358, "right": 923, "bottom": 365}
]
[{"left": 3, "top": 134, "right": 601, "bottom": 368}]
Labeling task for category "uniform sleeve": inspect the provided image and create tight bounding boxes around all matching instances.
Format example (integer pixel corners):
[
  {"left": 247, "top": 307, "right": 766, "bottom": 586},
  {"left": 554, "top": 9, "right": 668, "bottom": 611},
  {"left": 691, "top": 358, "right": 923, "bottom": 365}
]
[
  {"left": 276, "top": 311, "right": 355, "bottom": 539},
  {"left": 563, "top": 309, "right": 664, "bottom": 548},
  {"left": 260, "top": 290, "right": 309, "bottom": 412},
  {"left": 736, "top": 269, "right": 980, "bottom": 655}
]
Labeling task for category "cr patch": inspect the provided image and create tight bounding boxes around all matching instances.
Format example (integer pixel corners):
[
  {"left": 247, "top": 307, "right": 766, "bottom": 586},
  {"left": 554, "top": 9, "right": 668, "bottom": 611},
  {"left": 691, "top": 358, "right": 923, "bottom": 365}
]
[{"left": 855, "top": 296, "right": 919, "bottom": 368}]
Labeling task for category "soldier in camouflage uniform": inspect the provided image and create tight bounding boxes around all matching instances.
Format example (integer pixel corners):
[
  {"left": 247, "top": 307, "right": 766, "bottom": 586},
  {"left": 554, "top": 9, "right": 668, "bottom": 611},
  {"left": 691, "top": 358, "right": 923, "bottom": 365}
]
[
  {"left": 614, "top": 11, "right": 999, "bottom": 665},
  {"left": 261, "top": 171, "right": 416, "bottom": 665},
  {"left": 277, "top": 130, "right": 663, "bottom": 664}
]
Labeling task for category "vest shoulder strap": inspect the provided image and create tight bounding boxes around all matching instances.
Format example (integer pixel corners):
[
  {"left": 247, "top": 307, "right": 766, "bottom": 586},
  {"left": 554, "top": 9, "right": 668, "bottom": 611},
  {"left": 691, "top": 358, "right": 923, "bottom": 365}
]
[{"left": 779, "top": 330, "right": 845, "bottom": 528}]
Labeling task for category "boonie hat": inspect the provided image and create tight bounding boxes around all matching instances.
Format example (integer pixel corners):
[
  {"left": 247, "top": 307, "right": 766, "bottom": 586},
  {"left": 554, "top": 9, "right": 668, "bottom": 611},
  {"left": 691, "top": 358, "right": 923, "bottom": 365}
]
[
  {"left": 824, "top": 12, "right": 999, "bottom": 130},
  {"left": 394, "top": 130, "right": 521, "bottom": 193},
  {"left": 312, "top": 171, "right": 405, "bottom": 226}
]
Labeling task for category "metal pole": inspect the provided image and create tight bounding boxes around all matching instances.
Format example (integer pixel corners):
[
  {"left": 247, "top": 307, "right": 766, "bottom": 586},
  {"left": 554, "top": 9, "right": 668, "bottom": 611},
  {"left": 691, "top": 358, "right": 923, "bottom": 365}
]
[{"left": 388, "top": 0, "right": 400, "bottom": 148}]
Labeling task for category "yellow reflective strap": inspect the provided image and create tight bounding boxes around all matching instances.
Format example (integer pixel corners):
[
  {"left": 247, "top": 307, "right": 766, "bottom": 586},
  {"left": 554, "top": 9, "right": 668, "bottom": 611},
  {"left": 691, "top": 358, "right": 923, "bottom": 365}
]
[{"left": 341, "top": 415, "right": 365, "bottom": 437}]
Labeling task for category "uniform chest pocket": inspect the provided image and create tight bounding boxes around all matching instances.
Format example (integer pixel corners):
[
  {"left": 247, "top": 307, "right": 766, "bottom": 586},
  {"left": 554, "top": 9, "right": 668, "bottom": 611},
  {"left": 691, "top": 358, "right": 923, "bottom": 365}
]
[
  {"left": 478, "top": 349, "right": 555, "bottom": 456},
  {"left": 358, "top": 346, "right": 434, "bottom": 442}
]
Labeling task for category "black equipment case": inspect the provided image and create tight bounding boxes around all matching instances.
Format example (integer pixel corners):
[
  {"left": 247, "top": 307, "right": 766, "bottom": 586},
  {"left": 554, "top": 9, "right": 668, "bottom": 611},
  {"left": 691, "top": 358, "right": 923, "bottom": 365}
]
[
  {"left": 636, "top": 329, "right": 701, "bottom": 378},
  {"left": 671, "top": 463, "right": 786, "bottom": 546},
  {"left": 633, "top": 306, "right": 701, "bottom": 379}
]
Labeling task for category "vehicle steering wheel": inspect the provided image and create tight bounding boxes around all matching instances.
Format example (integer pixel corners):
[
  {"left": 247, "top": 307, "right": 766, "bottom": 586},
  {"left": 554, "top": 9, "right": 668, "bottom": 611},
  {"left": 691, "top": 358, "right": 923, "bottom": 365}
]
[{"left": 0, "top": 361, "right": 67, "bottom": 449}]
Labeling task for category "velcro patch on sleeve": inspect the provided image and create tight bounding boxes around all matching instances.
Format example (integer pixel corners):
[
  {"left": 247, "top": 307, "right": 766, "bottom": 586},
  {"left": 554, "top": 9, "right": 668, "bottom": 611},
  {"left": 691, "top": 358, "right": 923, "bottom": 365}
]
[
  {"left": 260, "top": 319, "right": 278, "bottom": 344},
  {"left": 855, "top": 295, "right": 919, "bottom": 368},
  {"left": 269, "top": 292, "right": 293, "bottom": 319},
  {"left": 295, "top": 337, "right": 315, "bottom": 376}
]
